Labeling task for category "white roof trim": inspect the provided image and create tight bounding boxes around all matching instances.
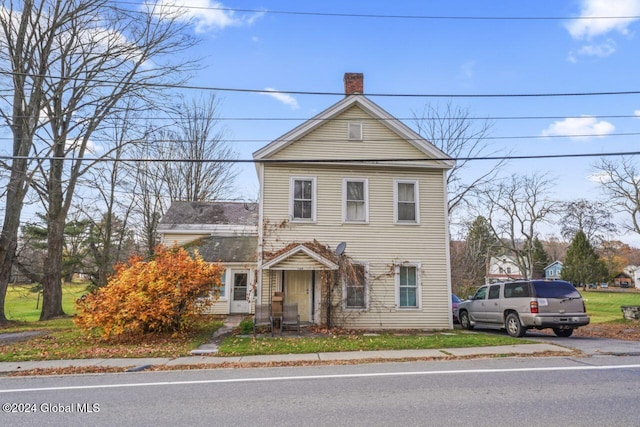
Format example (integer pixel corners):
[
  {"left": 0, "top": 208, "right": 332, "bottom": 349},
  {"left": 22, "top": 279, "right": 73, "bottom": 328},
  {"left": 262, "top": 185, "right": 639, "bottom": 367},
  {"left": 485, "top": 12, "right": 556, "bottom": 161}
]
[
  {"left": 261, "top": 245, "right": 339, "bottom": 270},
  {"left": 252, "top": 95, "right": 454, "bottom": 169}
]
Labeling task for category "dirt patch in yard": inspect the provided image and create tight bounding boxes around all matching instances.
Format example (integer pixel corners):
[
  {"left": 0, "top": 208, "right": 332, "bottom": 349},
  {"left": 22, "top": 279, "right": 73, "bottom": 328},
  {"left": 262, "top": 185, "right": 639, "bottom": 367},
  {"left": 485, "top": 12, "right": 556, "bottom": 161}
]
[{"left": 573, "top": 322, "right": 640, "bottom": 341}]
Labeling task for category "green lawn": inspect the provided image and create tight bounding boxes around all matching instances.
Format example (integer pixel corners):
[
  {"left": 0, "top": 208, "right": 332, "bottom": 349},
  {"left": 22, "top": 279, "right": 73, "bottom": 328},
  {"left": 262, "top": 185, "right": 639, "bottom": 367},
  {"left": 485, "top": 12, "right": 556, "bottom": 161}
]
[
  {"left": 4, "top": 283, "right": 86, "bottom": 322},
  {"left": 580, "top": 289, "right": 640, "bottom": 323},
  {"left": 217, "top": 331, "right": 529, "bottom": 357}
]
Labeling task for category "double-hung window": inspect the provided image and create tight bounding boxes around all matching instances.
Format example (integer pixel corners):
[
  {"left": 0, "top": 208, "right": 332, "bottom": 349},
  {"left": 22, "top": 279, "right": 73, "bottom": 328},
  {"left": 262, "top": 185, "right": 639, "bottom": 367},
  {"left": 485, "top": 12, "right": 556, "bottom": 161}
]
[
  {"left": 343, "top": 178, "right": 368, "bottom": 223},
  {"left": 396, "top": 264, "right": 420, "bottom": 308},
  {"left": 394, "top": 179, "right": 419, "bottom": 224},
  {"left": 291, "top": 177, "right": 316, "bottom": 221},
  {"left": 344, "top": 263, "right": 368, "bottom": 309}
]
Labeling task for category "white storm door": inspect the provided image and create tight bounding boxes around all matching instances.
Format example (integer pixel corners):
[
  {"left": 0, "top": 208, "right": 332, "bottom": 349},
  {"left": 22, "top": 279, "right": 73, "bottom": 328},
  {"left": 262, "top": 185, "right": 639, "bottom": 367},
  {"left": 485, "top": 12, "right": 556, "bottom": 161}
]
[{"left": 230, "top": 271, "right": 250, "bottom": 313}]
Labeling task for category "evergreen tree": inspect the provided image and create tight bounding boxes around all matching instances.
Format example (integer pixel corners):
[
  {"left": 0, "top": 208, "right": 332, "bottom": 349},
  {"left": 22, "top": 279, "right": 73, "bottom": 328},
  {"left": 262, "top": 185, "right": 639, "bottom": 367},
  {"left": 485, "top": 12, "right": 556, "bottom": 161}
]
[
  {"left": 531, "top": 237, "right": 551, "bottom": 279},
  {"left": 562, "top": 230, "right": 608, "bottom": 288}
]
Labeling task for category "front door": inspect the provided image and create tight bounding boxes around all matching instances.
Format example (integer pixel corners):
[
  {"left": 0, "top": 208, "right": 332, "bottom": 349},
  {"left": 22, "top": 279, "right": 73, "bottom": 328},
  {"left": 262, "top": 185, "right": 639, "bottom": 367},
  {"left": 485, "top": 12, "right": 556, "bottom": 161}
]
[
  {"left": 285, "top": 270, "right": 311, "bottom": 322},
  {"left": 230, "top": 271, "right": 250, "bottom": 313}
]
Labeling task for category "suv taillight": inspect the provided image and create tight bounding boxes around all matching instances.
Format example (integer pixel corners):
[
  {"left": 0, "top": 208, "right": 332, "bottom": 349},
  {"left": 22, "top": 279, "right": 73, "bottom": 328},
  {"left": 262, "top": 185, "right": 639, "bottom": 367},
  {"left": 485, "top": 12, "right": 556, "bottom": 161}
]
[
  {"left": 582, "top": 300, "right": 587, "bottom": 313},
  {"left": 530, "top": 301, "right": 539, "bottom": 314}
]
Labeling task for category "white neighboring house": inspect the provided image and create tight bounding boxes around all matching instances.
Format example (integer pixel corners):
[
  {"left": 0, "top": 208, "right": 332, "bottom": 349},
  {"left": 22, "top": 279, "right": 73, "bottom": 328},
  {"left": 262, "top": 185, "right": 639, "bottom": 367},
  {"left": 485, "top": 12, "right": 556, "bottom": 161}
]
[
  {"left": 157, "top": 201, "right": 259, "bottom": 315},
  {"left": 485, "top": 256, "right": 525, "bottom": 284},
  {"left": 623, "top": 265, "right": 640, "bottom": 289}
]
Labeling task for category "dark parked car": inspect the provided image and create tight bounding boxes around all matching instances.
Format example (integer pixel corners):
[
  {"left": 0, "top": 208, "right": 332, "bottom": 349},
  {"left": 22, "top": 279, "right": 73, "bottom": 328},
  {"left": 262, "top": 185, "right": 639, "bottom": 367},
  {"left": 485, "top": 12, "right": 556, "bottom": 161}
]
[
  {"left": 457, "top": 280, "right": 590, "bottom": 337},
  {"left": 452, "top": 294, "right": 462, "bottom": 323}
]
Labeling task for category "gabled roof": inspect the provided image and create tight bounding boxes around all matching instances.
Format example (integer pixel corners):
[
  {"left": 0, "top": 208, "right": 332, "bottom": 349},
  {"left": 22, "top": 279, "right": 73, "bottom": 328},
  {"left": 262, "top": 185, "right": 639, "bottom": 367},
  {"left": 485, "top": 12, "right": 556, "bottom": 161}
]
[
  {"left": 158, "top": 201, "right": 258, "bottom": 232},
  {"left": 261, "top": 244, "right": 339, "bottom": 270},
  {"left": 545, "top": 260, "right": 563, "bottom": 270},
  {"left": 183, "top": 235, "right": 257, "bottom": 263},
  {"left": 252, "top": 94, "right": 454, "bottom": 169}
]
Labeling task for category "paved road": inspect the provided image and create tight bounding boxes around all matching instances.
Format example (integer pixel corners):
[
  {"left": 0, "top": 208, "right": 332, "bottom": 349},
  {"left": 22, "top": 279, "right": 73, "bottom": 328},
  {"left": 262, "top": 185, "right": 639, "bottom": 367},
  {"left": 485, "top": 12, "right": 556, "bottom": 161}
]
[
  {"left": 1, "top": 356, "right": 639, "bottom": 426},
  {"left": 526, "top": 330, "right": 640, "bottom": 356}
]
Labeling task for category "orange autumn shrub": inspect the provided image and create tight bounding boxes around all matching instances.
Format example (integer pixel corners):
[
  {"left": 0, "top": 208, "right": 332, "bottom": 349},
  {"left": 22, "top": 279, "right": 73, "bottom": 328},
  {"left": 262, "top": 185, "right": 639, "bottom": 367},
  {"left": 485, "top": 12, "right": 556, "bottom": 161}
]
[{"left": 75, "top": 245, "right": 223, "bottom": 338}]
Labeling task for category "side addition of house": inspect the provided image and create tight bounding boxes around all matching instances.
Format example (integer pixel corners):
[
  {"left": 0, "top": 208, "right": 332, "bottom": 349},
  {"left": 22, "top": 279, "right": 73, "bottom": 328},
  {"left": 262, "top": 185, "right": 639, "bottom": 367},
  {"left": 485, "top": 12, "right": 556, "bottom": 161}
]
[
  {"left": 157, "top": 201, "right": 258, "bottom": 315},
  {"left": 253, "top": 73, "right": 455, "bottom": 329}
]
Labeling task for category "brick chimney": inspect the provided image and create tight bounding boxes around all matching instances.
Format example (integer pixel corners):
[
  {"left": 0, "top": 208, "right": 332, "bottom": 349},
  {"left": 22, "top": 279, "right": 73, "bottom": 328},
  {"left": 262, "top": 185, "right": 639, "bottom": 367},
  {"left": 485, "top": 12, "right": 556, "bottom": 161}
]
[{"left": 344, "top": 73, "right": 364, "bottom": 95}]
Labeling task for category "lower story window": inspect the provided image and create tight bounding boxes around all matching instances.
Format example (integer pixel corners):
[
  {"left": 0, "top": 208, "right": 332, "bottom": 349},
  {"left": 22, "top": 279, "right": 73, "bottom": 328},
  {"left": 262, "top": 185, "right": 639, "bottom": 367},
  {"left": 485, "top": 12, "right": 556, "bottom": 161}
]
[
  {"left": 345, "top": 264, "right": 367, "bottom": 309},
  {"left": 233, "top": 273, "right": 248, "bottom": 301},
  {"left": 398, "top": 265, "right": 418, "bottom": 308}
]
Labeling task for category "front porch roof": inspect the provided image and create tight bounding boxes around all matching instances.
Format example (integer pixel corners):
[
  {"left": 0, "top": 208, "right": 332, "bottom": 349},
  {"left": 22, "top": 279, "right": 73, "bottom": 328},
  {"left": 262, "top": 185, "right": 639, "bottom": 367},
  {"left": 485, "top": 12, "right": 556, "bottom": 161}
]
[{"left": 261, "top": 244, "right": 339, "bottom": 270}]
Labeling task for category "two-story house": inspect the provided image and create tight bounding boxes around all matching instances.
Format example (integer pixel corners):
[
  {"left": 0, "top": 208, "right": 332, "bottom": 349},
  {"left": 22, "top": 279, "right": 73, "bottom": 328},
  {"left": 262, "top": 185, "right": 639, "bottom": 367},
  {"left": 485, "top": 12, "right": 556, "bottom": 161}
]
[
  {"left": 485, "top": 255, "right": 525, "bottom": 284},
  {"left": 252, "top": 73, "right": 454, "bottom": 329}
]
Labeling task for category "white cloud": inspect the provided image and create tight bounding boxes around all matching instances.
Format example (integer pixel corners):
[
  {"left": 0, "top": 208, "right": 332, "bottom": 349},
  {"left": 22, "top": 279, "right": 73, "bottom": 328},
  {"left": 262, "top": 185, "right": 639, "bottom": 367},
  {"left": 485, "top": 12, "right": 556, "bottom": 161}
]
[
  {"left": 261, "top": 88, "right": 299, "bottom": 110},
  {"left": 634, "top": 110, "right": 640, "bottom": 118},
  {"left": 577, "top": 39, "right": 617, "bottom": 57},
  {"left": 566, "top": 0, "right": 640, "bottom": 40},
  {"left": 541, "top": 116, "right": 615, "bottom": 139},
  {"left": 587, "top": 171, "right": 612, "bottom": 183},
  {"left": 150, "top": 0, "right": 263, "bottom": 33}
]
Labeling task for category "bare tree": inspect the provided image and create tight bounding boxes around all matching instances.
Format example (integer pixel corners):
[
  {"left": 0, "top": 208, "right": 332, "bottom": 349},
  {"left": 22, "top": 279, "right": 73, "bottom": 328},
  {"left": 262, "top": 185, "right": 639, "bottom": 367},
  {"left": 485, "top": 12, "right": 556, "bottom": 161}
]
[
  {"left": 477, "top": 173, "right": 557, "bottom": 279},
  {"left": 593, "top": 157, "right": 640, "bottom": 238},
  {"left": 157, "top": 94, "right": 237, "bottom": 202},
  {"left": 4, "top": 0, "right": 197, "bottom": 320},
  {"left": 0, "top": 0, "right": 60, "bottom": 323},
  {"left": 413, "top": 102, "right": 504, "bottom": 215},
  {"left": 559, "top": 199, "right": 617, "bottom": 246}
]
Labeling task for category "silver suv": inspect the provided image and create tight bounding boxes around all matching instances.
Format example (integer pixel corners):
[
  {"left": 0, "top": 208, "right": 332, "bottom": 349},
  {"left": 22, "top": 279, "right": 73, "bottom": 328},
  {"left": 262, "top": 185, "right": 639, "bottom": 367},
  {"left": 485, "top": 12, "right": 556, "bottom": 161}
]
[{"left": 457, "top": 280, "right": 590, "bottom": 337}]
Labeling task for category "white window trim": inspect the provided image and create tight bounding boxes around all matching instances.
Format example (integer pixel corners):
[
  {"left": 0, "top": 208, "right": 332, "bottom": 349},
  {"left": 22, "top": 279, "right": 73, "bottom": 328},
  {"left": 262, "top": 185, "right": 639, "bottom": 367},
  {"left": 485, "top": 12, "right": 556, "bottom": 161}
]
[
  {"left": 348, "top": 122, "right": 363, "bottom": 141},
  {"left": 218, "top": 269, "right": 228, "bottom": 299},
  {"left": 342, "top": 262, "right": 370, "bottom": 311},
  {"left": 393, "top": 179, "right": 420, "bottom": 224},
  {"left": 289, "top": 176, "right": 317, "bottom": 222},
  {"left": 395, "top": 262, "right": 421, "bottom": 309},
  {"left": 342, "top": 178, "right": 369, "bottom": 224}
]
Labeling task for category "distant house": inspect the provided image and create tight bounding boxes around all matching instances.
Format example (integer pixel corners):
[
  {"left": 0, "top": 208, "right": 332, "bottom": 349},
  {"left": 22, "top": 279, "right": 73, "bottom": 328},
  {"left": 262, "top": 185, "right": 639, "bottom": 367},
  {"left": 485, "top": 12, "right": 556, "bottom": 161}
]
[
  {"left": 614, "top": 272, "right": 632, "bottom": 288},
  {"left": 623, "top": 265, "right": 640, "bottom": 289},
  {"left": 157, "top": 201, "right": 259, "bottom": 315},
  {"left": 485, "top": 256, "right": 525, "bottom": 284},
  {"left": 544, "top": 261, "right": 563, "bottom": 280}
]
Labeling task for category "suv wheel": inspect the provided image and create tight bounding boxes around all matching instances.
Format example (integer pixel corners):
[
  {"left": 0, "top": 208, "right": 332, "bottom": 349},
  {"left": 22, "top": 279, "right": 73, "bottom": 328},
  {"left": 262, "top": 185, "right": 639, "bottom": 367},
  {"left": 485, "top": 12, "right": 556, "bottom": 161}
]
[
  {"left": 553, "top": 328, "right": 574, "bottom": 337},
  {"left": 459, "top": 311, "right": 473, "bottom": 330},
  {"left": 505, "top": 313, "right": 526, "bottom": 337}
]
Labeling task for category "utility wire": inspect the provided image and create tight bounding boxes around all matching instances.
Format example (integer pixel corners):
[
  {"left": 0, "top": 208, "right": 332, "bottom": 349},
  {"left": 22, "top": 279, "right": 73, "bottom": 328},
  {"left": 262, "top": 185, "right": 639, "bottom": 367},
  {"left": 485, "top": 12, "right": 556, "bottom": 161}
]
[
  {"left": 3, "top": 151, "right": 640, "bottom": 164},
  {"left": 6, "top": 114, "right": 640, "bottom": 122},
  {"left": 2, "top": 132, "right": 639, "bottom": 143},
  {"left": 115, "top": 1, "right": 640, "bottom": 21},
  {"left": 2, "top": 70, "right": 640, "bottom": 98}
]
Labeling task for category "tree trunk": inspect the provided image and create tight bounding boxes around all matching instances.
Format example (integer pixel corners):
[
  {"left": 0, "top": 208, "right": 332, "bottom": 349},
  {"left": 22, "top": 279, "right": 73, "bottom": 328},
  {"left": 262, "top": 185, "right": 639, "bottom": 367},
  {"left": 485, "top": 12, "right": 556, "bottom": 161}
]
[{"left": 40, "top": 217, "right": 66, "bottom": 320}]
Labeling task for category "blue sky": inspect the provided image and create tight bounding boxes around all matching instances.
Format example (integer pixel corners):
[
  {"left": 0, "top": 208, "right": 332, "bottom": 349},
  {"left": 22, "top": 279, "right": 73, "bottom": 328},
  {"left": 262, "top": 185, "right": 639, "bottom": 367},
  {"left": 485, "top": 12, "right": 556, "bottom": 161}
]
[
  {"left": 11, "top": 1, "right": 640, "bottom": 243},
  {"left": 162, "top": 0, "right": 640, "bottom": 210}
]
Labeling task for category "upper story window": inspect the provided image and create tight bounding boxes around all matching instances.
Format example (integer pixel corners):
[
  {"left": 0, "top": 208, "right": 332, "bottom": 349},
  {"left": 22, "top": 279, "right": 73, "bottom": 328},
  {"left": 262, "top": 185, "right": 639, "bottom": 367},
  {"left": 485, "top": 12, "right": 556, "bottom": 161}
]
[
  {"left": 394, "top": 179, "right": 419, "bottom": 224},
  {"left": 343, "top": 178, "right": 368, "bottom": 223},
  {"left": 348, "top": 122, "right": 362, "bottom": 140},
  {"left": 291, "top": 177, "right": 316, "bottom": 221}
]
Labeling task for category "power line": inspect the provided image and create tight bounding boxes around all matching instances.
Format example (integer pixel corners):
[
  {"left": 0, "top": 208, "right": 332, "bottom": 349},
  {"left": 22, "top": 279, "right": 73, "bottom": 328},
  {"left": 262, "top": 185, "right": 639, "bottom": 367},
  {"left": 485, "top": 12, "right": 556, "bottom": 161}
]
[
  {"left": 2, "top": 70, "right": 640, "bottom": 98},
  {"left": 114, "top": 1, "right": 640, "bottom": 21},
  {"left": 3, "top": 151, "right": 640, "bottom": 164},
  {"left": 2, "top": 132, "right": 639, "bottom": 144},
  {"left": 6, "top": 114, "right": 640, "bottom": 122}
]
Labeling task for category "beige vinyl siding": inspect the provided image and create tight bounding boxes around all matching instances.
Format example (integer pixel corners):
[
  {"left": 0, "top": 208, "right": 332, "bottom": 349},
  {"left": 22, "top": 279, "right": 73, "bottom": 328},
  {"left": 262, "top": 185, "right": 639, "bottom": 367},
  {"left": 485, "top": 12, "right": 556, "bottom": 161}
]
[
  {"left": 161, "top": 233, "right": 209, "bottom": 247},
  {"left": 270, "top": 106, "right": 437, "bottom": 167},
  {"left": 261, "top": 163, "right": 450, "bottom": 329}
]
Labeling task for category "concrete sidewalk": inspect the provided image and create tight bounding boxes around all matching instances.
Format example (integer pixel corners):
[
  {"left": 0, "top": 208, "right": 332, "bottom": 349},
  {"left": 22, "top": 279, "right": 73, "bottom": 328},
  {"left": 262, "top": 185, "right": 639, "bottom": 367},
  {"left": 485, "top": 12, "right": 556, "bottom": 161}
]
[{"left": 0, "top": 343, "right": 573, "bottom": 374}]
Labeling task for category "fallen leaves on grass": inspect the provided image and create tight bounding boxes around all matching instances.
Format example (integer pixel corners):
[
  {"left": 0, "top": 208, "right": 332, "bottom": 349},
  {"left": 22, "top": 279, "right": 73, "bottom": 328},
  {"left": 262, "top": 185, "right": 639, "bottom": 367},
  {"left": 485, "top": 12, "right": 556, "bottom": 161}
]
[{"left": 574, "top": 321, "right": 640, "bottom": 341}]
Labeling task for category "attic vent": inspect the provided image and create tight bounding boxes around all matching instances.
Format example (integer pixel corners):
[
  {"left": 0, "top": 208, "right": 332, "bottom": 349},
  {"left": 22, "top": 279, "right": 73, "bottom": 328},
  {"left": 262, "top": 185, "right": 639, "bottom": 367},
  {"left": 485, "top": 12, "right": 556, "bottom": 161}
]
[{"left": 348, "top": 122, "right": 362, "bottom": 141}]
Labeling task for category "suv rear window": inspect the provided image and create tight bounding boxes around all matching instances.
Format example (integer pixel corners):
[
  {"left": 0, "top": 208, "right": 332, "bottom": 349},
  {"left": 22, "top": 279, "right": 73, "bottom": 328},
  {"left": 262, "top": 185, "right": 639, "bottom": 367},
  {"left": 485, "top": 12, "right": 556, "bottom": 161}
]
[
  {"left": 504, "top": 282, "right": 532, "bottom": 298},
  {"left": 533, "top": 281, "right": 581, "bottom": 299}
]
